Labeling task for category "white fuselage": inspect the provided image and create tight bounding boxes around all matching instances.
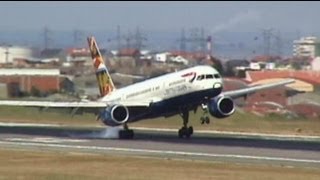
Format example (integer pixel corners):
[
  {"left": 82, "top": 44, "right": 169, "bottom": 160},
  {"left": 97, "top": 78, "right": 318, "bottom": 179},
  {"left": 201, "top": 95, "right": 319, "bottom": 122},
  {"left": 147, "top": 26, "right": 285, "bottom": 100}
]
[{"left": 100, "top": 65, "right": 223, "bottom": 105}]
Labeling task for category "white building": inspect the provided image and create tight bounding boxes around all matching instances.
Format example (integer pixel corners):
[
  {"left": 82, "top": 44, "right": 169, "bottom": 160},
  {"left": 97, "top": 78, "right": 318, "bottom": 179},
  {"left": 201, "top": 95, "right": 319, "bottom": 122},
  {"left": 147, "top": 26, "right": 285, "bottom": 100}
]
[
  {"left": 265, "top": 62, "right": 276, "bottom": 70},
  {"left": 0, "top": 46, "right": 33, "bottom": 64},
  {"left": 169, "top": 55, "right": 189, "bottom": 65},
  {"left": 293, "top": 36, "right": 319, "bottom": 58},
  {"left": 154, "top": 52, "right": 171, "bottom": 63},
  {"left": 312, "top": 57, "right": 320, "bottom": 71},
  {"left": 249, "top": 62, "right": 261, "bottom": 70},
  {"left": 140, "top": 50, "right": 152, "bottom": 60}
]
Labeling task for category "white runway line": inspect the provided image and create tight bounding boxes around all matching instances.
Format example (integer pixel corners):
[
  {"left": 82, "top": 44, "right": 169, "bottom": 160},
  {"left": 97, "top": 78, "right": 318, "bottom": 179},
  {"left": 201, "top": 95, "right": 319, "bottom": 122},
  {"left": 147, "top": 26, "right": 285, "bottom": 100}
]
[
  {"left": 0, "top": 122, "right": 62, "bottom": 127},
  {"left": 132, "top": 127, "right": 320, "bottom": 140},
  {"left": 0, "top": 140, "right": 319, "bottom": 164},
  {"left": 4, "top": 137, "right": 88, "bottom": 143}
]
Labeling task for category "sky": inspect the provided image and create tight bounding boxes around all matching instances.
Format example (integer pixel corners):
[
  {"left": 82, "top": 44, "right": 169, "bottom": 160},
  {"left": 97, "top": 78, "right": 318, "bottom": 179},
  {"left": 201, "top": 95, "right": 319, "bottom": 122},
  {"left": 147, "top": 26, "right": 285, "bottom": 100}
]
[
  {"left": 0, "top": 1, "right": 318, "bottom": 58},
  {"left": 0, "top": 1, "right": 319, "bottom": 34}
]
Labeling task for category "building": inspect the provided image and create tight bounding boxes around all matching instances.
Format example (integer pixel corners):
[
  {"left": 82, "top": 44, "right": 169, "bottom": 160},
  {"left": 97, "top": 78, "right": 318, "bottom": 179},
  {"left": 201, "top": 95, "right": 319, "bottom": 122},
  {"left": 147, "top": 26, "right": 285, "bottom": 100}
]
[
  {"left": 246, "top": 70, "right": 320, "bottom": 93},
  {"left": 40, "top": 48, "right": 63, "bottom": 58},
  {"left": 247, "top": 86, "right": 288, "bottom": 106},
  {"left": 0, "top": 45, "right": 33, "bottom": 64},
  {"left": 65, "top": 48, "right": 92, "bottom": 67},
  {"left": 293, "top": 36, "right": 320, "bottom": 58},
  {"left": 169, "top": 55, "right": 189, "bottom": 65},
  {"left": 287, "top": 103, "right": 320, "bottom": 119},
  {"left": 311, "top": 57, "right": 320, "bottom": 71},
  {"left": 0, "top": 83, "right": 8, "bottom": 99},
  {"left": 155, "top": 52, "right": 171, "bottom": 63},
  {"left": 0, "top": 68, "right": 67, "bottom": 96},
  {"left": 250, "top": 55, "right": 280, "bottom": 70},
  {"left": 118, "top": 48, "right": 140, "bottom": 59},
  {"left": 246, "top": 70, "right": 320, "bottom": 92}
]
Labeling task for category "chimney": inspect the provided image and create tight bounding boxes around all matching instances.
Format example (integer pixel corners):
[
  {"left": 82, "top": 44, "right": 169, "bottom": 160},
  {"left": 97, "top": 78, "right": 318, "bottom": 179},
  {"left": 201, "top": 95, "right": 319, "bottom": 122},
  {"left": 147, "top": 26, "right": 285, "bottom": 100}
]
[{"left": 207, "top": 36, "right": 212, "bottom": 60}]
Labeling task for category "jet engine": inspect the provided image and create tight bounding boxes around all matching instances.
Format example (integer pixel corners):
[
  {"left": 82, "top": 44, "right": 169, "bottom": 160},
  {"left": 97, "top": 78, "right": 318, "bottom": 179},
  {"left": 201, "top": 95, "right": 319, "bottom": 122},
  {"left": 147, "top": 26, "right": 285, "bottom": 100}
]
[
  {"left": 99, "top": 105, "right": 129, "bottom": 126},
  {"left": 208, "top": 96, "right": 235, "bottom": 118}
]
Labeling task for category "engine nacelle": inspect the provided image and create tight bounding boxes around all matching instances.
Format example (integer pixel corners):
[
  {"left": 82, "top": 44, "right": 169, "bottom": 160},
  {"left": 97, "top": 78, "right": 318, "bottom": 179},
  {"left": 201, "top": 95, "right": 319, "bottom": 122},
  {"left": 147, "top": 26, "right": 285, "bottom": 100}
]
[
  {"left": 208, "top": 96, "right": 235, "bottom": 118},
  {"left": 100, "top": 104, "right": 129, "bottom": 126}
]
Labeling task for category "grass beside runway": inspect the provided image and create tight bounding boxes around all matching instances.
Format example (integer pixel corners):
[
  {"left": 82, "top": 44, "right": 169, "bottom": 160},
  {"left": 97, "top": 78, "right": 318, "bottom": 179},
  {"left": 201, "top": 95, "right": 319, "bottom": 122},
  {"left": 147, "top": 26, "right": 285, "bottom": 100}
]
[
  {"left": 0, "top": 148, "right": 319, "bottom": 180},
  {"left": 0, "top": 106, "right": 320, "bottom": 136}
]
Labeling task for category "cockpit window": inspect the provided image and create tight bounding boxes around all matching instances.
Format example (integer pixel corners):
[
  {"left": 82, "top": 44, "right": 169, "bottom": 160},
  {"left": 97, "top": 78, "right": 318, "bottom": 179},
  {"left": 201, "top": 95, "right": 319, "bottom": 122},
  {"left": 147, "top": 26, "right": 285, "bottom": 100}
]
[
  {"left": 205, "top": 74, "right": 214, "bottom": 79},
  {"left": 214, "top": 74, "right": 221, "bottom": 79},
  {"left": 197, "top": 74, "right": 219, "bottom": 80},
  {"left": 197, "top": 75, "right": 204, "bottom": 80}
]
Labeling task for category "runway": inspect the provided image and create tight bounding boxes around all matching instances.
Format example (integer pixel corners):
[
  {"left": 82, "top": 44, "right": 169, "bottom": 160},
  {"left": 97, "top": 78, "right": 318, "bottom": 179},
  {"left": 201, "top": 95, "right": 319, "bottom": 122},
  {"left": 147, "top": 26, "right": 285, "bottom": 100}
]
[{"left": 0, "top": 123, "right": 320, "bottom": 168}]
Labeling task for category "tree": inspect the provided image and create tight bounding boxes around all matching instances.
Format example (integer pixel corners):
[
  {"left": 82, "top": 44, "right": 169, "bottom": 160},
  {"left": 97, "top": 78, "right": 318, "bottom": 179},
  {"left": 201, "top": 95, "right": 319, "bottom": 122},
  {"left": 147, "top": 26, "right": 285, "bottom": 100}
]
[
  {"left": 291, "top": 61, "right": 302, "bottom": 70},
  {"left": 212, "top": 60, "right": 223, "bottom": 75},
  {"left": 30, "top": 86, "right": 41, "bottom": 97}
]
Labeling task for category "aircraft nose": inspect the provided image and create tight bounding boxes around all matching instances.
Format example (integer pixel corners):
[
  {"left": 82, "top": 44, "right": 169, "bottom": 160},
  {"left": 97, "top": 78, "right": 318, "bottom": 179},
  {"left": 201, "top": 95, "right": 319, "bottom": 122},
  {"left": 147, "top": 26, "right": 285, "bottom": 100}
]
[{"left": 213, "top": 83, "right": 222, "bottom": 89}]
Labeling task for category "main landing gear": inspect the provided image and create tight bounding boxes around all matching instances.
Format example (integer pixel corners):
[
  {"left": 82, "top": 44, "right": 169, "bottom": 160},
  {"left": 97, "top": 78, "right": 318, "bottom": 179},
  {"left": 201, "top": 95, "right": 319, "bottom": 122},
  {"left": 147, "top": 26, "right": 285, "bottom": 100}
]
[
  {"left": 178, "top": 110, "right": 193, "bottom": 138},
  {"left": 119, "top": 123, "right": 134, "bottom": 139}
]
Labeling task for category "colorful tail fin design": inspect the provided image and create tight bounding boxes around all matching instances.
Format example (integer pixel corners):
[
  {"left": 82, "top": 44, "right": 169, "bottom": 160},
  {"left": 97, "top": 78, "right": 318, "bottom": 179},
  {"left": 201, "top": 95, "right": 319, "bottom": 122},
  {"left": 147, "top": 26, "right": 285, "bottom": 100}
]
[{"left": 87, "top": 36, "right": 116, "bottom": 97}]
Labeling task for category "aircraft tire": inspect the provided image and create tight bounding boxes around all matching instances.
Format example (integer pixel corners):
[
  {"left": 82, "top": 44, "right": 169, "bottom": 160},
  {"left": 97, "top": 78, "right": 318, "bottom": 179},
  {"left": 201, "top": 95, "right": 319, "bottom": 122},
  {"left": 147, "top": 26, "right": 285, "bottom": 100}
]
[
  {"left": 188, "top": 126, "right": 193, "bottom": 135},
  {"left": 178, "top": 129, "right": 183, "bottom": 138},
  {"left": 205, "top": 117, "right": 210, "bottom": 124},
  {"left": 200, "top": 117, "right": 205, "bottom": 124},
  {"left": 178, "top": 127, "right": 193, "bottom": 138},
  {"left": 119, "top": 129, "right": 134, "bottom": 139}
]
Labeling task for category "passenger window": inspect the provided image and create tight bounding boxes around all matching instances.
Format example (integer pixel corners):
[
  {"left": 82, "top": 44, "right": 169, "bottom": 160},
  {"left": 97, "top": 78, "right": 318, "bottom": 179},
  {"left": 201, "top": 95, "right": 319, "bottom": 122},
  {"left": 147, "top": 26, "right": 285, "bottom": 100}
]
[
  {"left": 205, "top": 74, "right": 213, "bottom": 79},
  {"left": 197, "top": 75, "right": 204, "bottom": 80},
  {"left": 214, "top": 74, "right": 221, "bottom": 79}
]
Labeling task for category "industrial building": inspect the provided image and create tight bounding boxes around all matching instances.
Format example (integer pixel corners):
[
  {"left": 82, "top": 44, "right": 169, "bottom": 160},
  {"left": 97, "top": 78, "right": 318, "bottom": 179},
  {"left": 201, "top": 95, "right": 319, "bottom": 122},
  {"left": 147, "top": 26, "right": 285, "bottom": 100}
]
[{"left": 0, "top": 68, "right": 74, "bottom": 97}]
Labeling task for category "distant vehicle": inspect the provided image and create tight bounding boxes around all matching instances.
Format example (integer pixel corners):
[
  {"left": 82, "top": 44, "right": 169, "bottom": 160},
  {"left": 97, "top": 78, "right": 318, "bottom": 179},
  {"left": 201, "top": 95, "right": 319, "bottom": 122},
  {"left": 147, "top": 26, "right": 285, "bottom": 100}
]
[{"left": 0, "top": 36, "right": 295, "bottom": 139}]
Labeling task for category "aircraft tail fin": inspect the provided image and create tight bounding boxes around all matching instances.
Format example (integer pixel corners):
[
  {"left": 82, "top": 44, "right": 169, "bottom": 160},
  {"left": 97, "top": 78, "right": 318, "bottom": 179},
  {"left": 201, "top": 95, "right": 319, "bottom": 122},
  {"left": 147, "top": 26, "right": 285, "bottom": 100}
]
[{"left": 87, "top": 36, "right": 116, "bottom": 97}]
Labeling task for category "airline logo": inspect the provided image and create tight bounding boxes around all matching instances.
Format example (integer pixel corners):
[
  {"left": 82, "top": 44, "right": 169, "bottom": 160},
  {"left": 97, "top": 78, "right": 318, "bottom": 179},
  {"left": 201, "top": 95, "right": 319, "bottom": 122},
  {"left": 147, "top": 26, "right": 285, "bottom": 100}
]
[{"left": 181, "top": 72, "right": 197, "bottom": 83}]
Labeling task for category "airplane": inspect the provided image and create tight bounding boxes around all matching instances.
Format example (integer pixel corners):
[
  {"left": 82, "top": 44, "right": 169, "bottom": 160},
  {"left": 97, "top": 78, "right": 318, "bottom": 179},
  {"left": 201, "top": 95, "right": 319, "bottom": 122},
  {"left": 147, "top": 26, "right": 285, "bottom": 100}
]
[{"left": 0, "top": 36, "right": 295, "bottom": 139}]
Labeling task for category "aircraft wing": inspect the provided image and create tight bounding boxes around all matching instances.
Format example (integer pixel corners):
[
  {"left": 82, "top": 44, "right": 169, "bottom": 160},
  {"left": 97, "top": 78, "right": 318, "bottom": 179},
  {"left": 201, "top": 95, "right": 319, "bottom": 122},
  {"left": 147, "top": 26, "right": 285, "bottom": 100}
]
[
  {"left": 0, "top": 99, "right": 150, "bottom": 108},
  {"left": 222, "top": 78, "right": 295, "bottom": 99},
  {"left": 0, "top": 98, "right": 152, "bottom": 117}
]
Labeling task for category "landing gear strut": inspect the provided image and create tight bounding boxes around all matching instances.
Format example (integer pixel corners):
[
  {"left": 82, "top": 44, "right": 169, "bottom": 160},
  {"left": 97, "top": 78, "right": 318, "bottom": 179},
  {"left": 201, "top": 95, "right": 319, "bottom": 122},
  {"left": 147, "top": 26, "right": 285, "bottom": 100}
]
[
  {"left": 178, "top": 110, "right": 193, "bottom": 138},
  {"left": 200, "top": 104, "right": 210, "bottom": 125},
  {"left": 119, "top": 123, "right": 134, "bottom": 139}
]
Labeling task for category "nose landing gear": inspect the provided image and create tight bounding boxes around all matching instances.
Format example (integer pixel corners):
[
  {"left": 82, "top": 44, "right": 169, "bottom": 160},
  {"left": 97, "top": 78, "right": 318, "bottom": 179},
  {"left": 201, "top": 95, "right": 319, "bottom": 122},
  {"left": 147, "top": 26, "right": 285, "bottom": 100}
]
[
  {"left": 200, "top": 116, "right": 210, "bottom": 125},
  {"left": 200, "top": 103, "right": 210, "bottom": 125}
]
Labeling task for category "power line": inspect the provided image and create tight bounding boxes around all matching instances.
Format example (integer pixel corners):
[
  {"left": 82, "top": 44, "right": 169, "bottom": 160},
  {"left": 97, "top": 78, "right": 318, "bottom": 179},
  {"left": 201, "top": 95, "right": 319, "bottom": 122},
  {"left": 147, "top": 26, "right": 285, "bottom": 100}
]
[
  {"left": 177, "top": 27, "right": 207, "bottom": 53},
  {"left": 108, "top": 26, "right": 147, "bottom": 50},
  {"left": 73, "top": 29, "right": 83, "bottom": 47},
  {"left": 133, "top": 26, "right": 147, "bottom": 50},
  {"left": 43, "top": 26, "right": 53, "bottom": 50},
  {"left": 261, "top": 28, "right": 273, "bottom": 56}
]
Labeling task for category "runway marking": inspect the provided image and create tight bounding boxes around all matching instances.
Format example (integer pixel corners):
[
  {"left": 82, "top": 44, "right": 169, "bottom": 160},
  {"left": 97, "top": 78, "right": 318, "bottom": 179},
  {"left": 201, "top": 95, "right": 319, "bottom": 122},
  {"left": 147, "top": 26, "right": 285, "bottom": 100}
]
[
  {"left": 4, "top": 137, "right": 88, "bottom": 143},
  {"left": 0, "top": 122, "right": 62, "bottom": 127},
  {"left": 132, "top": 127, "right": 320, "bottom": 140},
  {"left": 0, "top": 140, "right": 319, "bottom": 164}
]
